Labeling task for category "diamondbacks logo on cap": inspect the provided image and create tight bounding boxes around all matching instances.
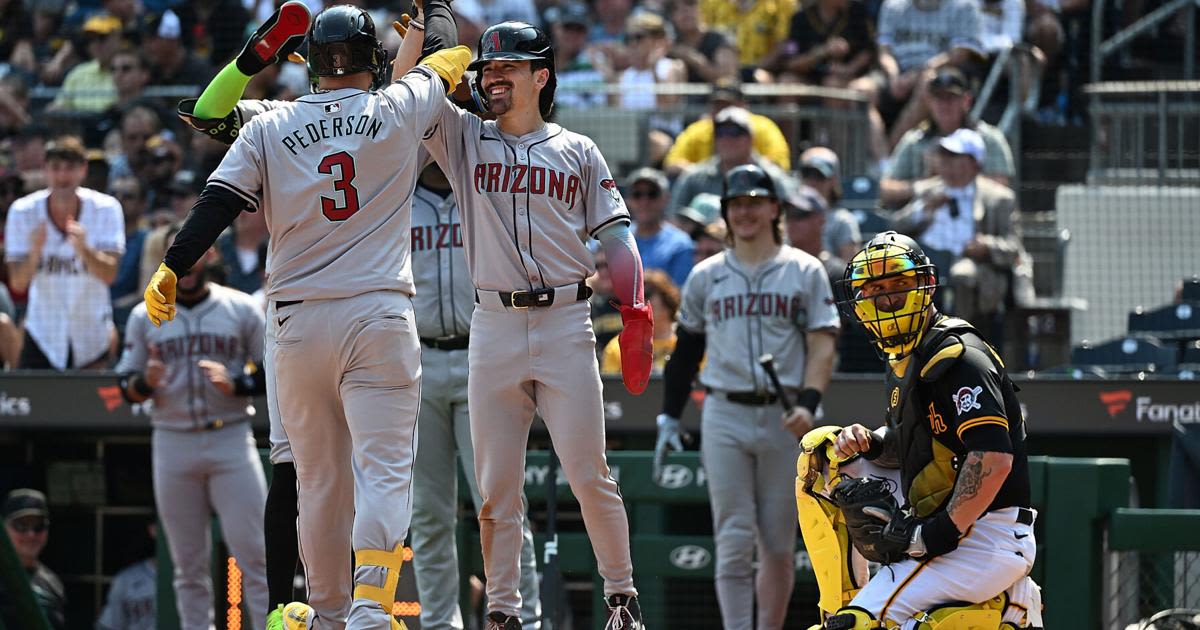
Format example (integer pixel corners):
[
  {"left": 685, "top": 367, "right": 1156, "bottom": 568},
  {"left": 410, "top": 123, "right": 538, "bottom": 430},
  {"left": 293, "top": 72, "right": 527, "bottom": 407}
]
[
  {"left": 600, "top": 178, "right": 622, "bottom": 204},
  {"left": 489, "top": 31, "right": 502, "bottom": 53},
  {"left": 324, "top": 102, "right": 341, "bottom": 114},
  {"left": 953, "top": 386, "right": 983, "bottom": 416}
]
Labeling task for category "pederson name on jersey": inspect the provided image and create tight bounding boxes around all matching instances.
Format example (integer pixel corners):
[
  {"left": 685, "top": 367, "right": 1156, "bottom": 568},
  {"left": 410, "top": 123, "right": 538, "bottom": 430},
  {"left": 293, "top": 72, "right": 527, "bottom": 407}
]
[{"left": 281, "top": 114, "right": 384, "bottom": 156}]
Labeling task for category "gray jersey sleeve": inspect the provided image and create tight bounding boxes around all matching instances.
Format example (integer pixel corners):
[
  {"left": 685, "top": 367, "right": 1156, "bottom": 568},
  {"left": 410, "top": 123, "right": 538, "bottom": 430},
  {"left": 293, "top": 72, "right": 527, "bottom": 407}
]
[
  {"left": 208, "top": 116, "right": 265, "bottom": 210},
  {"left": 239, "top": 299, "right": 267, "bottom": 363},
  {"left": 420, "top": 94, "right": 476, "bottom": 181},
  {"left": 115, "top": 305, "right": 150, "bottom": 375},
  {"left": 675, "top": 259, "right": 713, "bottom": 334},
  {"left": 580, "top": 141, "right": 630, "bottom": 236},
  {"left": 381, "top": 66, "right": 451, "bottom": 144}
]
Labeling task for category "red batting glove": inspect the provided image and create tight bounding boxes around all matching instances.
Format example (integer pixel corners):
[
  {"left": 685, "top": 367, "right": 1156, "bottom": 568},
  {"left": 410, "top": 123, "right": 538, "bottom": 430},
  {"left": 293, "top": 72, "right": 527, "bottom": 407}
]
[{"left": 618, "top": 302, "right": 654, "bottom": 395}]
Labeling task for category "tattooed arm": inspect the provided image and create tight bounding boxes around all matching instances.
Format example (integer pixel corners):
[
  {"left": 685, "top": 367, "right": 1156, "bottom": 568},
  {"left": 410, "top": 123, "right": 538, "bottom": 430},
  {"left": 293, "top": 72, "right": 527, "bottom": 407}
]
[{"left": 946, "top": 450, "right": 1014, "bottom": 532}]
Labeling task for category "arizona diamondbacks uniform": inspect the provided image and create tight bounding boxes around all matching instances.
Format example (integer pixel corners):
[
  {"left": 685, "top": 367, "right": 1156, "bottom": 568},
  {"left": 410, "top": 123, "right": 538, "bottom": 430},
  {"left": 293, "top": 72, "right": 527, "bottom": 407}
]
[
  {"left": 422, "top": 106, "right": 638, "bottom": 616},
  {"left": 409, "top": 174, "right": 541, "bottom": 630},
  {"left": 207, "top": 64, "right": 447, "bottom": 627},
  {"left": 675, "top": 245, "right": 839, "bottom": 630},
  {"left": 95, "top": 558, "right": 156, "bottom": 630},
  {"left": 117, "top": 284, "right": 269, "bottom": 630}
]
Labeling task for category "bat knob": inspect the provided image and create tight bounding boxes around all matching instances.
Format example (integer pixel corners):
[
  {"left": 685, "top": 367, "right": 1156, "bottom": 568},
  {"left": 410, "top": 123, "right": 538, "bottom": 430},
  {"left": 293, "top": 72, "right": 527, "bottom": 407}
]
[{"left": 758, "top": 353, "right": 774, "bottom": 366}]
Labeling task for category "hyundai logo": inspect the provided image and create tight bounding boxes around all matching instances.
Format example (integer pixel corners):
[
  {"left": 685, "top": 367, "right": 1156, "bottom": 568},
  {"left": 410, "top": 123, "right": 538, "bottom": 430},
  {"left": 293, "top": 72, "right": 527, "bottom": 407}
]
[
  {"left": 669, "top": 545, "right": 711, "bottom": 570},
  {"left": 655, "top": 464, "right": 694, "bottom": 489}
]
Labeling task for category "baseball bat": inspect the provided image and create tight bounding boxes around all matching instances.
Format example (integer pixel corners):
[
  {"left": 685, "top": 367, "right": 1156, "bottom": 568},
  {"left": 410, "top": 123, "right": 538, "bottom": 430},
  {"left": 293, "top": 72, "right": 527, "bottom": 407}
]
[
  {"left": 758, "top": 353, "right": 794, "bottom": 412},
  {"left": 542, "top": 445, "right": 564, "bottom": 630}
]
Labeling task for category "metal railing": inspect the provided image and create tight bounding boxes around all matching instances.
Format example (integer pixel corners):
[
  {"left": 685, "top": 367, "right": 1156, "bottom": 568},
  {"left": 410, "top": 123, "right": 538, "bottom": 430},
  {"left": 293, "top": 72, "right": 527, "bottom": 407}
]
[
  {"left": 1084, "top": 82, "right": 1200, "bottom": 185},
  {"left": 1092, "top": 0, "right": 1198, "bottom": 83}
]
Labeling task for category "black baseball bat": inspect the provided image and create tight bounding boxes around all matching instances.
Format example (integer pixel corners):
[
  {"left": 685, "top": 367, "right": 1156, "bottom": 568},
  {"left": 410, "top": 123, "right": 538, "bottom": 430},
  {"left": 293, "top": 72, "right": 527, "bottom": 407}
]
[
  {"left": 542, "top": 445, "right": 564, "bottom": 630},
  {"left": 758, "top": 353, "right": 794, "bottom": 411}
]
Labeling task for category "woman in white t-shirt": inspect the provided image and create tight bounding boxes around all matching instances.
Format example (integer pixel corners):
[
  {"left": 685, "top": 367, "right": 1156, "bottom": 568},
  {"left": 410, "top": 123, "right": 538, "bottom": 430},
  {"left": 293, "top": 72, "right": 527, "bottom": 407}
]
[{"left": 614, "top": 12, "right": 686, "bottom": 162}]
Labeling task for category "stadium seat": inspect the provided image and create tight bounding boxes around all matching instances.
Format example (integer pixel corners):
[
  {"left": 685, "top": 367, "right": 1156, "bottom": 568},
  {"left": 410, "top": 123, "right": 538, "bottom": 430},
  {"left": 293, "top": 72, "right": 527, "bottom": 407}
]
[
  {"left": 1070, "top": 336, "right": 1178, "bottom": 374},
  {"left": 1127, "top": 302, "right": 1200, "bottom": 341},
  {"left": 1182, "top": 278, "right": 1200, "bottom": 301}
]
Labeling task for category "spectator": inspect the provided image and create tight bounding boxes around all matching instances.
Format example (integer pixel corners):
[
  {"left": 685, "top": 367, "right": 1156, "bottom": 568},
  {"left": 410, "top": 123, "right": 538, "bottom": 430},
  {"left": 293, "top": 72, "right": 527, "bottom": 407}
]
[
  {"left": 601, "top": 270, "right": 681, "bottom": 375},
  {"left": 110, "top": 176, "right": 147, "bottom": 320},
  {"left": 881, "top": 67, "right": 1014, "bottom": 207},
  {"left": 667, "top": 0, "right": 737, "bottom": 85},
  {"left": 215, "top": 207, "right": 268, "bottom": 295},
  {"left": 693, "top": 218, "right": 727, "bottom": 264},
  {"left": 108, "top": 48, "right": 153, "bottom": 111},
  {"left": 9, "top": 126, "right": 47, "bottom": 193},
  {"left": 663, "top": 82, "right": 792, "bottom": 176},
  {"left": 892, "top": 128, "right": 1021, "bottom": 324},
  {"left": 700, "top": 0, "right": 798, "bottom": 71},
  {"left": 95, "top": 521, "right": 156, "bottom": 630},
  {"left": 673, "top": 191, "right": 723, "bottom": 238},
  {"left": 798, "top": 147, "right": 862, "bottom": 262},
  {"left": 135, "top": 133, "right": 185, "bottom": 210},
  {"left": 4, "top": 136, "right": 124, "bottom": 370},
  {"left": 626, "top": 168, "right": 695, "bottom": 287},
  {"left": 548, "top": 2, "right": 609, "bottom": 110},
  {"left": 587, "top": 249, "right": 625, "bottom": 354},
  {"left": 590, "top": 0, "right": 634, "bottom": 53},
  {"left": 142, "top": 10, "right": 214, "bottom": 88},
  {"left": 980, "top": 0, "right": 1025, "bottom": 55},
  {"left": 0, "top": 75, "right": 31, "bottom": 141},
  {"left": 27, "top": 5, "right": 75, "bottom": 87},
  {"left": 670, "top": 106, "right": 796, "bottom": 213},
  {"left": 782, "top": 180, "right": 848, "bottom": 280},
  {"left": 0, "top": 0, "right": 33, "bottom": 73},
  {"left": 853, "top": 0, "right": 984, "bottom": 148},
  {"left": 106, "top": 105, "right": 162, "bottom": 186},
  {"left": 48, "top": 13, "right": 124, "bottom": 113},
  {"left": 173, "top": 0, "right": 250, "bottom": 67},
  {"left": 615, "top": 11, "right": 686, "bottom": 163},
  {"left": 454, "top": 0, "right": 539, "bottom": 57},
  {"left": 767, "top": 0, "right": 875, "bottom": 89},
  {"left": 0, "top": 489, "right": 66, "bottom": 630}
]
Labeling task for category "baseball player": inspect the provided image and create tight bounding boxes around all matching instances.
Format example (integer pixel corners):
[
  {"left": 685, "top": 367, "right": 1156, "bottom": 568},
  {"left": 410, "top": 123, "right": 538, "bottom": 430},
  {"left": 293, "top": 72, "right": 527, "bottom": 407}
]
[
  {"left": 419, "top": 21, "right": 654, "bottom": 630},
  {"left": 653, "top": 164, "right": 839, "bottom": 630},
  {"left": 116, "top": 226, "right": 270, "bottom": 630},
  {"left": 817, "top": 231, "right": 1042, "bottom": 629},
  {"left": 142, "top": 5, "right": 471, "bottom": 629}
]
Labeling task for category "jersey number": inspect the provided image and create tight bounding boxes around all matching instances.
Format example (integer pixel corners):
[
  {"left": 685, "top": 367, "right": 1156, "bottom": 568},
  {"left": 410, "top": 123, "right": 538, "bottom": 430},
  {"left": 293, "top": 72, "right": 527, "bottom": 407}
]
[{"left": 317, "top": 152, "right": 361, "bottom": 221}]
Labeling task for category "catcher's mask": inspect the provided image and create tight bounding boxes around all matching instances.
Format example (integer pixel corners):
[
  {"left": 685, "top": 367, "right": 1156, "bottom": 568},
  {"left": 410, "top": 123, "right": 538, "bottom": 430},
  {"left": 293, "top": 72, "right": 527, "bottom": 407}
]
[{"left": 836, "top": 231, "right": 939, "bottom": 360}]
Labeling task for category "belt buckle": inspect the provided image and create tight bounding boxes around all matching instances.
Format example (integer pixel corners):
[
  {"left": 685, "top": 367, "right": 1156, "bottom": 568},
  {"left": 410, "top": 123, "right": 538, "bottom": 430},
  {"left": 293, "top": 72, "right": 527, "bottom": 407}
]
[{"left": 508, "top": 291, "right": 531, "bottom": 310}]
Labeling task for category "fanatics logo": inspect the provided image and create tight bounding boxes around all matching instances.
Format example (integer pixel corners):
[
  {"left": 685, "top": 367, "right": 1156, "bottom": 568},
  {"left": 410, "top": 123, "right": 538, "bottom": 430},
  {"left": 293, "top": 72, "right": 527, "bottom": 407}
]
[
  {"left": 953, "top": 386, "right": 983, "bottom": 416},
  {"left": 1099, "top": 389, "right": 1133, "bottom": 417}
]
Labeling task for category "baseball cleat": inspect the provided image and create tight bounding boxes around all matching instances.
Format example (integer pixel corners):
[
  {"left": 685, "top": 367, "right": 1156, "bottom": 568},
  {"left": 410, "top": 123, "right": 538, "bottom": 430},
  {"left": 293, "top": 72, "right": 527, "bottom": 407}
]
[
  {"left": 265, "top": 604, "right": 285, "bottom": 630},
  {"left": 484, "top": 611, "right": 522, "bottom": 630},
  {"left": 604, "top": 594, "right": 644, "bottom": 630},
  {"left": 237, "top": 1, "right": 312, "bottom": 75},
  {"left": 281, "top": 602, "right": 313, "bottom": 630}
]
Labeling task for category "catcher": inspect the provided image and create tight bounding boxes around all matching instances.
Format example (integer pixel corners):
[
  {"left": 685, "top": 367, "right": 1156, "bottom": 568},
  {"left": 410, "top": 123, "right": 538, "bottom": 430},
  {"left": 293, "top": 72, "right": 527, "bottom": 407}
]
[{"left": 795, "top": 231, "right": 1043, "bottom": 629}]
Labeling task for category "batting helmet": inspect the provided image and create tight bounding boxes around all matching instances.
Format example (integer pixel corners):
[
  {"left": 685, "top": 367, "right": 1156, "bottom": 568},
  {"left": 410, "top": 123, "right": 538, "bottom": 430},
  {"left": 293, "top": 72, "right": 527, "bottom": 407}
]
[
  {"left": 721, "top": 164, "right": 778, "bottom": 205},
  {"left": 306, "top": 5, "right": 388, "bottom": 91},
  {"left": 836, "top": 231, "right": 940, "bottom": 359},
  {"left": 469, "top": 21, "right": 556, "bottom": 118}
]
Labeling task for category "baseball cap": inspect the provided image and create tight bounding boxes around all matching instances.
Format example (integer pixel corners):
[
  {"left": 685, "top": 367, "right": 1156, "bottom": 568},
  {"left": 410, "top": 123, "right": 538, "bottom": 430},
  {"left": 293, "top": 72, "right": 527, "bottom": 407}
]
[
  {"left": 3, "top": 489, "right": 49, "bottom": 522},
  {"left": 938, "top": 128, "right": 986, "bottom": 165},
  {"left": 929, "top": 67, "right": 970, "bottom": 96},
  {"left": 710, "top": 81, "right": 744, "bottom": 107},
  {"left": 799, "top": 150, "right": 840, "bottom": 180},
  {"left": 677, "top": 192, "right": 722, "bottom": 226},
  {"left": 146, "top": 9, "right": 183, "bottom": 40},
  {"left": 626, "top": 167, "right": 669, "bottom": 194},
  {"left": 783, "top": 183, "right": 827, "bottom": 219},
  {"left": 83, "top": 13, "right": 123, "bottom": 36},
  {"left": 626, "top": 12, "right": 667, "bottom": 37},
  {"left": 714, "top": 106, "right": 752, "bottom": 134},
  {"left": 547, "top": 2, "right": 590, "bottom": 27}
]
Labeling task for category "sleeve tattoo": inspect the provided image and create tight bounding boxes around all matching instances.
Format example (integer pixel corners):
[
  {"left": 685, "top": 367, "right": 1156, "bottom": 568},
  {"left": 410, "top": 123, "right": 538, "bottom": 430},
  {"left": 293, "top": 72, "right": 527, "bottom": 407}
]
[{"left": 947, "top": 450, "right": 988, "bottom": 516}]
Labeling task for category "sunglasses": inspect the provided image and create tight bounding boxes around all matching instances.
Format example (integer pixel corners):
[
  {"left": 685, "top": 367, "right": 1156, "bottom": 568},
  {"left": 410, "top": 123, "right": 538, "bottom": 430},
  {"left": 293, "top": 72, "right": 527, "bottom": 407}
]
[
  {"left": 113, "top": 64, "right": 139, "bottom": 73},
  {"left": 628, "top": 189, "right": 661, "bottom": 199},
  {"left": 714, "top": 125, "right": 748, "bottom": 138},
  {"left": 9, "top": 518, "right": 48, "bottom": 534}
]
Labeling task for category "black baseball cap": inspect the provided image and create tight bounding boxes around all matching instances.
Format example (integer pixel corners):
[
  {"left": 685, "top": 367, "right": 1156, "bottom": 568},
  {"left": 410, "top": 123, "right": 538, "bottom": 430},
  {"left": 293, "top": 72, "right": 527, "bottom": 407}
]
[
  {"left": 547, "top": 2, "right": 590, "bottom": 27},
  {"left": 929, "top": 67, "right": 969, "bottom": 96},
  {"left": 3, "top": 489, "right": 49, "bottom": 522}
]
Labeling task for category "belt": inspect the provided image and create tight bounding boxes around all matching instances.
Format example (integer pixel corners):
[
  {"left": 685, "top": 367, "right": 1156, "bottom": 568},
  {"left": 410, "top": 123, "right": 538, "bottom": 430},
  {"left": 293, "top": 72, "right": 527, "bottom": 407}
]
[
  {"left": 709, "top": 388, "right": 778, "bottom": 406},
  {"left": 420, "top": 335, "right": 469, "bottom": 350},
  {"left": 158, "top": 418, "right": 248, "bottom": 433},
  {"left": 276, "top": 299, "right": 303, "bottom": 308},
  {"left": 477, "top": 282, "right": 592, "bottom": 309}
]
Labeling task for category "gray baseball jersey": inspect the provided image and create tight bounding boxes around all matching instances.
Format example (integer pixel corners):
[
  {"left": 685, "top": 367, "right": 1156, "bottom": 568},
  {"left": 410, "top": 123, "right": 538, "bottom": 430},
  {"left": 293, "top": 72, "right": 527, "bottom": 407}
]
[
  {"left": 95, "top": 559, "right": 155, "bottom": 630},
  {"left": 208, "top": 66, "right": 446, "bottom": 301},
  {"left": 117, "top": 284, "right": 266, "bottom": 430},
  {"left": 677, "top": 245, "right": 840, "bottom": 392},
  {"left": 421, "top": 104, "right": 629, "bottom": 291},
  {"left": 410, "top": 181, "right": 473, "bottom": 338}
]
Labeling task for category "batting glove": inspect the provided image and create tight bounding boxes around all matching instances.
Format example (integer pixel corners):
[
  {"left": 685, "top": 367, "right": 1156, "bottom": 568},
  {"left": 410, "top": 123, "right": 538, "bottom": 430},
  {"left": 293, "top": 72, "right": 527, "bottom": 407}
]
[
  {"left": 652, "top": 414, "right": 685, "bottom": 484},
  {"left": 144, "top": 263, "right": 178, "bottom": 327},
  {"left": 235, "top": 1, "right": 312, "bottom": 76},
  {"left": 618, "top": 302, "right": 654, "bottom": 395}
]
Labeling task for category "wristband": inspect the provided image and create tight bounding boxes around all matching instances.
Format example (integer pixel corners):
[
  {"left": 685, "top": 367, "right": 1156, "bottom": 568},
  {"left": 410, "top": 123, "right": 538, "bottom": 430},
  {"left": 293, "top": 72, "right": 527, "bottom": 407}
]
[
  {"left": 917, "top": 510, "right": 962, "bottom": 559},
  {"left": 131, "top": 374, "right": 155, "bottom": 397},
  {"left": 796, "top": 388, "right": 822, "bottom": 415},
  {"left": 408, "top": 18, "right": 425, "bottom": 30},
  {"left": 233, "top": 372, "right": 257, "bottom": 396}
]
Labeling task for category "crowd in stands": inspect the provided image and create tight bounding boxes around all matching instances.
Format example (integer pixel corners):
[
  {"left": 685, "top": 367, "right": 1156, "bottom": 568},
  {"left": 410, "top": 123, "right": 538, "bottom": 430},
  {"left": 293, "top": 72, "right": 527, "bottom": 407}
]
[{"left": 0, "top": 0, "right": 1103, "bottom": 374}]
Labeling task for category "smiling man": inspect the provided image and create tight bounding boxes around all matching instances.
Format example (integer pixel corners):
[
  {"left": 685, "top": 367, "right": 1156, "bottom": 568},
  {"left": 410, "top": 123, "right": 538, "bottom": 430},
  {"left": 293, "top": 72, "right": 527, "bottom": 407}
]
[{"left": 0, "top": 489, "right": 66, "bottom": 629}]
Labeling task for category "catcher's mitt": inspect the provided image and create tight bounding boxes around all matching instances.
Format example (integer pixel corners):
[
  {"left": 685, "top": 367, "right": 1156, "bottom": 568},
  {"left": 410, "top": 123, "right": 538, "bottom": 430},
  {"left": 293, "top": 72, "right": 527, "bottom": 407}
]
[{"left": 829, "top": 476, "right": 915, "bottom": 564}]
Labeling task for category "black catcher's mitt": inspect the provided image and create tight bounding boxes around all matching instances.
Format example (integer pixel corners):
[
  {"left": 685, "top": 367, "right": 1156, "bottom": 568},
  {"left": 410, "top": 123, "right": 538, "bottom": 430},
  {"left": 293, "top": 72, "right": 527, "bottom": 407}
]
[{"left": 830, "top": 476, "right": 915, "bottom": 564}]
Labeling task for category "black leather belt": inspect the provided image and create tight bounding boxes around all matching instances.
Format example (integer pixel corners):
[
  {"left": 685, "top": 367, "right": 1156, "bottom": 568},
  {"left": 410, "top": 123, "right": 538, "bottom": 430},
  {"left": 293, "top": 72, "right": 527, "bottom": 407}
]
[
  {"left": 480, "top": 282, "right": 592, "bottom": 309},
  {"left": 276, "top": 299, "right": 303, "bottom": 308},
  {"left": 420, "top": 335, "right": 469, "bottom": 350},
  {"left": 710, "top": 389, "right": 778, "bottom": 406},
  {"left": 1017, "top": 507, "right": 1034, "bottom": 525}
]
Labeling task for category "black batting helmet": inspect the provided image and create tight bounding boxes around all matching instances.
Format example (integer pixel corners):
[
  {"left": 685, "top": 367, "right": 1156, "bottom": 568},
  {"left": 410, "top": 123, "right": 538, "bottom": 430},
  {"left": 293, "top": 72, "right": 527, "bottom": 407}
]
[
  {"left": 469, "top": 21, "right": 556, "bottom": 118},
  {"left": 306, "top": 5, "right": 388, "bottom": 91},
  {"left": 720, "top": 164, "right": 783, "bottom": 243}
]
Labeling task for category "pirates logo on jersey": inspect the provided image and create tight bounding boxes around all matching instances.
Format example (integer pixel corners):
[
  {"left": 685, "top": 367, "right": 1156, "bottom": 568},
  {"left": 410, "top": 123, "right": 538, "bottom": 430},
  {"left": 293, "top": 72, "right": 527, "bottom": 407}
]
[
  {"left": 600, "top": 178, "right": 623, "bottom": 204},
  {"left": 953, "top": 386, "right": 984, "bottom": 416}
]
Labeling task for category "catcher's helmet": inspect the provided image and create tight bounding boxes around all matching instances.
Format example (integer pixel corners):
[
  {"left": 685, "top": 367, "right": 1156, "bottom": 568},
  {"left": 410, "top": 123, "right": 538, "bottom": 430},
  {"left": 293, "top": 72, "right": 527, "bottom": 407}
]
[
  {"left": 306, "top": 5, "right": 388, "bottom": 91},
  {"left": 836, "top": 231, "right": 940, "bottom": 359},
  {"left": 469, "top": 21, "right": 556, "bottom": 118}
]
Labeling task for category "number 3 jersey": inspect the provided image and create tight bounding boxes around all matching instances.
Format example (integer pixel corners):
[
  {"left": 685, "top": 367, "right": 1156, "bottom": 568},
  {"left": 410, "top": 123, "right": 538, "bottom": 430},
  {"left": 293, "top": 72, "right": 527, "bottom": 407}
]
[{"left": 207, "top": 66, "right": 447, "bottom": 302}]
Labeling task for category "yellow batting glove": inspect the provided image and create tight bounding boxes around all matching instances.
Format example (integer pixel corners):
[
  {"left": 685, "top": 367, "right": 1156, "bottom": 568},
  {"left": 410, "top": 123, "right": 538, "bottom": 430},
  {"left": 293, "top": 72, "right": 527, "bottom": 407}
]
[
  {"left": 393, "top": 14, "right": 412, "bottom": 38},
  {"left": 144, "top": 263, "right": 178, "bottom": 327},
  {"left": 419, "top": 46, "right": 471, "bottom": 94}
]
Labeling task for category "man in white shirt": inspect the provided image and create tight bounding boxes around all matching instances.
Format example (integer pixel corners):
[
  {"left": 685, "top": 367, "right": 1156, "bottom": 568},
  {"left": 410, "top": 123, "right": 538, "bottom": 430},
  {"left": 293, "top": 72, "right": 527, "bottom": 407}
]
[
  {"left": 891, "top": 128, "right": 1022, "bottom": 325},
  {"left": 5, "top": 136, "right": 125, "bottom": 369}
]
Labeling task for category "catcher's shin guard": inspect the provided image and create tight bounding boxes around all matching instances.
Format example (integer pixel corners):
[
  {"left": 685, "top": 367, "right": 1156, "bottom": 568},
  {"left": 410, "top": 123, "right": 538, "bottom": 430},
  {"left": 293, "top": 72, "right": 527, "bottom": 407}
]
[
  {"left": 354, "top": 543, "right": 406, "bottom": 613},
  {"left": 797, "top": 426, "right": 861, "bottom": 615},
  {"left": 912, "top": 593, "right": 1006, "bottom": 629},
  {"left": 824, "top": 607, "right": 883, "bottom": 629}
]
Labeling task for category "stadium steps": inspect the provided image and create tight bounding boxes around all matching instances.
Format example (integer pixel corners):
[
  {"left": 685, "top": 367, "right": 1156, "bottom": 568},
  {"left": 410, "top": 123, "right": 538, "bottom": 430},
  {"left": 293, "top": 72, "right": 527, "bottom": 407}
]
[{"left": 1018, "top": 118, "right": 1090, "bottom": 213}]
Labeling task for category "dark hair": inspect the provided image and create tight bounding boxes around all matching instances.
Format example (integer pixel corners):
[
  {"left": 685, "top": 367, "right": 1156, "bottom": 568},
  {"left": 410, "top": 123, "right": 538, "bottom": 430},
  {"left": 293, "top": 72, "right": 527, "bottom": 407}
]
[
  {"left": 45, "top": 135, "right": 87, "bottom": 164},
  {"left": 643, "top": 270, "right": 681, "bottom": 322}
]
